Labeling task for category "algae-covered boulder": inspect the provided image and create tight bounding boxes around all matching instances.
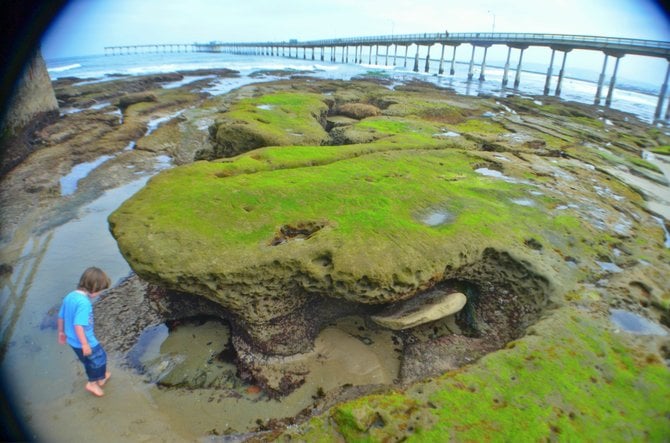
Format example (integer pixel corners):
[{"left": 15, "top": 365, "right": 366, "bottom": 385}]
[
  {"left": 198, "top": 91, "right": 330, "bottom": 159},
  {"left": 109, "top": 79, "right": 670, "bottom": 363},
  {"left": 335, "top": 102, "right": 381, "bottom": 120},
  {"left": 110, "top": 141, "right": 576, "bottom": 354},
  {"left": 116, "top": 92, "right": 157, "bottom": 111},
  {"left": 104, "top": 78, "right": 670, "bottom": 421}
]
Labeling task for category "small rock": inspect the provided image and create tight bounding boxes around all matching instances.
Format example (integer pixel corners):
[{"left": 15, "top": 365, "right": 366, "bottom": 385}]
[
  {"left": 246, "top": 385, "right": 262, "bottom": 394},
  {"left": 371, "top": 291, "right": 467, "bottom": 330}
]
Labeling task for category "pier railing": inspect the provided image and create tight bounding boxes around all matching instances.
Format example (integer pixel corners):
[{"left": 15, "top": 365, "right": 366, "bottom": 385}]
[{"left": 202, "top": 32, "right": 670, "bottom": 58}]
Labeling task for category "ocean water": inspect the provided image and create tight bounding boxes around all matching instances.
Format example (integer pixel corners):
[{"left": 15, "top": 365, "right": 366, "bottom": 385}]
[{"left": 45, "top": 50, "right": 664, "bottom": 123}]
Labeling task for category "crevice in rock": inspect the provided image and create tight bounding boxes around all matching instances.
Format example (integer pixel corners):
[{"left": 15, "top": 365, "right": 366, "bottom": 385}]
[
  {"left": 470, "top": 160, "right": 503, "bottom": 172},
  {"left": 397, "top": 248, "right": 552, "bottom": 382},
  {"left": 269, "top": 221, "right": 328, "bottom": 246},
  {"left": 524, "top": 237, "right": 544, "bottom": 250}
]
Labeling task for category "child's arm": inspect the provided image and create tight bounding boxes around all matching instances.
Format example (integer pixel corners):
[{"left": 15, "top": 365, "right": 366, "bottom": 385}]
[
  {"left": 57, "top": 318, "right": 66, "bottom": 345},
  {"left": 74, "top": 325, "right": 91, "bottom": 356}
]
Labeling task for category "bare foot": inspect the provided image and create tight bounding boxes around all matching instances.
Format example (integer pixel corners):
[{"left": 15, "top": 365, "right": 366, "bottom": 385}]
[
  {"left": 86, "top": 382, "right": 104, "bottom": 397},
  {"left": 98, "top": 371, "right": 111, "bottom": 387}
]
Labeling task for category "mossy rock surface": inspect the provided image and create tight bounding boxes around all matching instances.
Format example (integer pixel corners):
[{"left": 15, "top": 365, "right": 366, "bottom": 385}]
[
  {"left": 202, "top": 91, "right": 330, "bottom": 159},
  {"left": 335, "top": 103, "right": 381, "bottom": 120},
  {"left": 110, "top": 144, "right": 572, "bottom": 324},
  {"left": 110, "top": 78, "right": 670, "bottom": 331},
  {"left": 650, "top": 145, "right": 670, "bottom": 155}
]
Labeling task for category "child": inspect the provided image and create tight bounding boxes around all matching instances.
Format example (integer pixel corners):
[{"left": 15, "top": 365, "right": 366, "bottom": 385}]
[{"left": 57, "top": 267, "right": 112, "bottom": 397}]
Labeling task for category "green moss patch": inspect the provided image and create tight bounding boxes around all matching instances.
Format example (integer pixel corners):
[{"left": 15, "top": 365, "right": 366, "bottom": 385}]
[
  {"left": 452, "top": 118, "right": 508, "bottom": 136},
  {"left": 205, "top": 91, "right": 330, "bottom": 158},
  {"left": 630, "top": 156, "right": 662, "bottom": 173},
  {"left": 109, "top": 144, "right": 577, "bottom": 308},
  {"left": 650, "top": 145, "right": 670, "bottom": 156}
]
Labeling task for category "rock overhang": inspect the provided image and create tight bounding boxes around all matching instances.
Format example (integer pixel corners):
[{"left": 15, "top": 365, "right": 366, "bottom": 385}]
[{"left": 109, "top": 146, "right": 573, "bottom": 314}]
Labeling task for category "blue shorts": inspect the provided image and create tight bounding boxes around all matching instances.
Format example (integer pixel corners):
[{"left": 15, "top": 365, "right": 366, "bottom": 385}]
[{"left": 72, "top": 344, "right": 107, "bottom": 382}]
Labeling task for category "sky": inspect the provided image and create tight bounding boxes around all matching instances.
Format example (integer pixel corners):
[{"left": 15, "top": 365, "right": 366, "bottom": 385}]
[
  {"left": 40, "top": 0, "right": 670, "bottom": 58},
  {"left": 39, "top": 0, "right": 670, "bottom": 84}
]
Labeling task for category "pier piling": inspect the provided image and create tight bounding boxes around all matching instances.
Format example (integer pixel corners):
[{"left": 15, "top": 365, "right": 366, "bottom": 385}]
[
  {"left": 595, "top": 54, "right": 609, "bottom": 105},
  {"left": 467, "top": 45, "right": 476, "bottom": 81},
  {"left": 514, "top": 48, "right": 525, "bottom": 89},
  {"left": 450, "top": 46, "right": 457, "bottom": 75},
  {"left": 479, "top": 46, "right": 489, "bottom": 81},
  {"left": 413, "top": 45, "right": 420, "bottom": 72},
  {"left": 425, "top": 46, "right": 431, "bottom": 72},
  {"left": 655, "top": 62, "right": 670, "bottom": 121},
  {"left": 555, "top": 51, "right": 569, "bottom": 96},
  {"left": 438, "top": 44, "right": 446, "bottom": 74},
  {"left": 502, "top": 47, "right": 512, "bottom": 87},
  {"left": 544, "top": 49, "right": 556, "bottom": 95},
  {"left": 605, "top": 56, "right": 622, "bottom": 107}
]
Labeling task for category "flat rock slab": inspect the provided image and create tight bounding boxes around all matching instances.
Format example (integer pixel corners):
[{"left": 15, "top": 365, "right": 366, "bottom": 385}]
[{"left": 371, "top": 291, "right": 467, "bottom": 330}]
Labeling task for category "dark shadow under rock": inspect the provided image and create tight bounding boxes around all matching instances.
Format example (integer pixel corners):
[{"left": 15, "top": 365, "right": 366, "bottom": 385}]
[{"left": 93, "top": 273, "right": 229, "bottom": 356}]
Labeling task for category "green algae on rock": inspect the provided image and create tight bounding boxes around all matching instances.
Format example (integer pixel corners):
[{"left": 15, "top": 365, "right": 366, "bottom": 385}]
[
  {"left": 198, "top": 91, "right": 330, "bottom": 159},
  {"left": 109, "top": 146, "right": 569, "bottom": 354}
]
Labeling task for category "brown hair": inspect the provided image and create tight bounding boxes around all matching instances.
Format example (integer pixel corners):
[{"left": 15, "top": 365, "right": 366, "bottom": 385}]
[{"left": 77, "top": 267, "right": 111, "bottom": 294}]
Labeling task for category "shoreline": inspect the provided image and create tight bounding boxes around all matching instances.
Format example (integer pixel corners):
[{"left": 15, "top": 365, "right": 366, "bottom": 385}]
[{"left": 44, "top": 52, "right": 665, "bottom": 123}]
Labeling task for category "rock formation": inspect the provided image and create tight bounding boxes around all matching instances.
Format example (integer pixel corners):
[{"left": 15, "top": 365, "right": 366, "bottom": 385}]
[
  {"left": 0, "top": 48, "right": 58, "bottom": 176},
  {"left": 371, "top": 290, "right": 467, "bottom": 330},
  {"left": 108, "top": 78, "right": 670, "bottom": 398}
]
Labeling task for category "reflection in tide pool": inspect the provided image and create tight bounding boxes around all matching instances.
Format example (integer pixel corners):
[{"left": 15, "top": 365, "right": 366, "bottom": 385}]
[
  {"left": 0, "top": 176, "right": 149, "bottom": 440},
  {"left": 59, "top": 155, "right": 114, "bottom": 196}
]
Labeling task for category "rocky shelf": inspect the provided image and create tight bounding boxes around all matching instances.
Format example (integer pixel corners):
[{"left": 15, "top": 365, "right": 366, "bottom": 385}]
[{"left": 6, "top": 72, "right": 670, "bottom": 440}]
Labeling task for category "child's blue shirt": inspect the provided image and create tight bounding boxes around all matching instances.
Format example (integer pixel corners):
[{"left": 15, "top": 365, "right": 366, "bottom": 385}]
[{"left": 58, "top": 290, "right": 99, "bottom": 349}]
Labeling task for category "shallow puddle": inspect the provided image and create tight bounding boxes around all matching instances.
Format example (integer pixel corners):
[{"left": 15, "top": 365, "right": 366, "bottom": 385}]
[
  {"left": 146, "top": 110, "right": 185, "bottom": 136},
  {"left": 421, "top": 210, "right": 453, "bottom": 226},
  {"left": 128, "top": 315, "right": 401, "bottom": 435},
  {"left": 130, "top": 318, "right": 239, "bottom": 390},
  {"left": 474, "top": 167, "right": 524, "bottom": 184},
  {"left": 433, "top": 130, "right": 460, "bottom": 138},
  {"left": 596, "top": 261, "right": 623, "bottom": 273},
  {"left": 511, "top": 198, "right": 535, "bottom": 206},
  {"left": 652, "top": 216, "right": 670, "bottom": 248},
  {"left": 610, "top": 309, "right": 668, "bottom": 336},
  {"left": 59, "top": 155, "right": 114, "bottom": 195}
]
